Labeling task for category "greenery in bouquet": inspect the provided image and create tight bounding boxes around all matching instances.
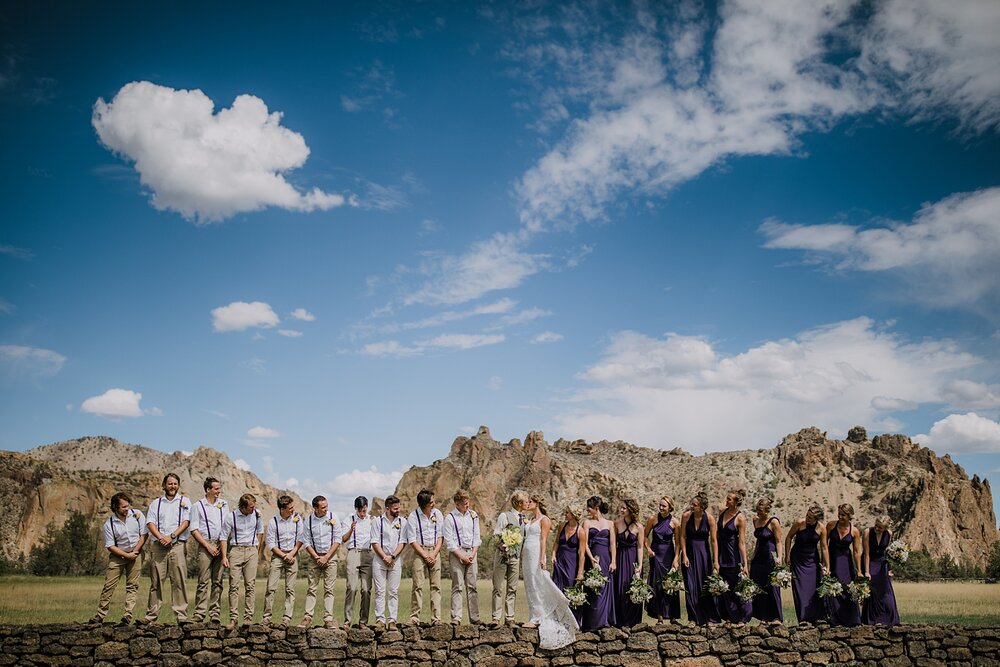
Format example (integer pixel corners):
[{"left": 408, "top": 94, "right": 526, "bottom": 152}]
[
  {"left": 734, "top": 573, "right": 762, "bottom": 602},
  {"left": 769, "top": 563, "right": 793, "bottom": 588},
  {"left": 886, "top": 539, "right": 910, "bottom": 566},
  {"left": 583, "top": 558, "right": 609, "bottom": 591},
  {"left": 703, "top": 572, "right": 729, "bottom": 596},
  {"left": 627, "top": 566, "right": 654, "bottom": 604},
  {"left": 498, "top": 524, "right": 523, "bottom": 561},
  {"left": 660, "top": 569, "right": 684, "bottom": 595},
  {"left": 817, "top": 574, "right": 844, "bottom": 598},
  {"left": 847, "top": 578, "right": 871, "bottom": 603},
  {"left": 564, "top": 583, "right": 587, "bottom": 609}
]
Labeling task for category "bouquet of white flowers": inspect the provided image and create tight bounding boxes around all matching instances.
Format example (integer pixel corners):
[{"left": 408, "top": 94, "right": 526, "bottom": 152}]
[
  {"left": 817, "top": 575, "right": 844, "bottom": 599},
  {"left": 627, "top": 566, "right": 654, "bottom": 604},
  {"left": 886, "top": 539, "right": 909, "bottom": 566},
  {"left": 583, "top": 558, "right": 609, "bottom": 591},
  {"left": 769, "top": 563, "right": 793, "bottom": 588},
  {"left": 734, "top": 573, "right": 762, "bottom": 602},
  {"left": 660, "top": 569, "right": 684, "bottom": 595},
  {"left": 847, "top": 578, "right": 871, "bottom": 603},
  {"left": 564, "top": 583, "right": 587, "bottom": 608},
  {"left": 704, "top": 572, "right": 729, "bottom": 596}
]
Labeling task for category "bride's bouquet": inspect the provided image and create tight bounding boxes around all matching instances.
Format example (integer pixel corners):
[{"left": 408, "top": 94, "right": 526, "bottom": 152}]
[
  {"left": 498, "top": 524, "right": 523, "bottom": 562},
  {"left": 627, "top": 565, "right": 654, "bottom": 604},
  {"left": 660, "top": 569, "right": 684, "bottom": 595},
  {"left": 703, "top": 572, "right": 729, "bottom": 596},
  {"left": 563, "top": 583, "right": 587, "bottom": 609},
  {"left": 582, "top": 557, "right": 609, "bottom": 591}
]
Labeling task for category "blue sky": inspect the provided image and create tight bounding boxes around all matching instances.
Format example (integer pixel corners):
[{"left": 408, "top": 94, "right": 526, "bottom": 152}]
[{"left": 2, "top": 1, "right": 999, "bottom": 519}]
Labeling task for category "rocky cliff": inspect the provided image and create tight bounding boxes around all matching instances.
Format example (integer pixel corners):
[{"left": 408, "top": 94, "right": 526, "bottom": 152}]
[
  {"left": 393, "top": 426, "right": 998, "bottom": 567},
  {"left": 0, "top": 436, "right": 304, "bottom": 561}
]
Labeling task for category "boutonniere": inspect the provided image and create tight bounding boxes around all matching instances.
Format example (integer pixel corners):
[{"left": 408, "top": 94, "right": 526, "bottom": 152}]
[
  {"left": 131, "top": 509, "right": 141, "bottom": 521},
  {"left": 393, "top": 520, "right": 402, "bottom": 530},
  {"left": 292, "top": 515, "right": 300, "bottom": 523},
  {"left": 470, "top": 510, "right": 478, "bottom": 519},
  {"left": 180, "top": 500, "right": 189, "bottom": 509},
  {"left": 430, "top": 514, "right": 438, "bottom": 523},
  {"left": 214, "top": 500, "right": 224, "bottom": 509}
]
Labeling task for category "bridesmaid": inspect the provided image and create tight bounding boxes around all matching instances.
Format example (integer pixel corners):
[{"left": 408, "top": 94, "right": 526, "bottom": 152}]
[
  {"left": 578, "top": 495, "right": 617, "bottom": 630},
  {"left": 644, "top": 495, "right": 681, "bottom": 623},
  {"left": 861, "top": 515, "right": 900, "bottom": 627},
  {"left": 749, "top": 496, "right": 783, "bottom": 623},
  {"left": 784, "top": 505, "right": 828, "bottom": 623},
  {"left": 823, "top": 503, "right": 862, "bottom": 627},
  {"left": 612, "top": 498, "right": 644, "bottom": 627},
  {"left": 551, "top": 504, "right": 586, "bottom": 627},
  {"left": 716, "top": 489, "right": 752, "bottom": 624},
  {"left": 679, "top": 492, "right": 721, "bottom": 625}
]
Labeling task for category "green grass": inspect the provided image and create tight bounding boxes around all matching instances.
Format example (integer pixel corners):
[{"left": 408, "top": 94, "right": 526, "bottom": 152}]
[{"left": 1, "top": 576, "right": 997, "bottom": 627}]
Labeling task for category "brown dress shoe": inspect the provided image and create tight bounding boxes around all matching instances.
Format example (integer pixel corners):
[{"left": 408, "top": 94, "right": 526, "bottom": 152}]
[
  {"left": 324, "top": 620, "right": 339, "bottom": 629},
  {"left": 299, "top": 615, "right": 313, "bottom": 628}
]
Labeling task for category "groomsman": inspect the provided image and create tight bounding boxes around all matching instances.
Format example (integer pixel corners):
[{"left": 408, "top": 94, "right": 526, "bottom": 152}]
[
  {"left": 301, "top": 495, "right": 341, "bottom": 629},
  {"left": 371, "top": 495, "right": 407, "bottom": 630},
  {"left": 491, "top": 490, "right": 527, "bottom": 627},
  {"left": 90, "top": 493, "right": 147, "bottom": 625},
  {"left": 406, "top": 489, "right": 444, "bottom": 625},
  {"left": 139, "top": 473, "right": 191, "bottom": 625},
  {"left": 443, "top": 489, "right": 481, "bottom": 625},
  {"left": 189, "top": 477, "right": 228, "bottom": 624},
  {"left": 220, "top": 493, "right": 264, "bottom": 630},
  {"left": 262, "top": 495, "right": 302, "bottom": 627},
  {"left": 341, "top": 496, "right": 373, "bottom": 627}
]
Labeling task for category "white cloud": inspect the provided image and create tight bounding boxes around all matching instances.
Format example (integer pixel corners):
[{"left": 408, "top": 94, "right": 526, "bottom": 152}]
[
  {"left": 404, "top": 233, "right": 547, "bottom": 306},
  {"left": 370, "top": 299, "right": 519, "bottom": 336},
  {"left": 212, "top": 301, "right": 280, "bottom": 332},
  {"left": 278, "top": 329, "right": 303, "bottom": 338},
  {"left": 532, "top": 331, "right": 564, "bottom": 344},
  {"left": 0, "top": 244, "right": 34, "bottom": 260},
  {"left": 290, "top": 308, "right": 316, "bottom": 322},
  {"left": 92, "top": 81, "right": 347, "bottom": 222},
  {"left": 247, "top": 426, "right": 281, "bottom": 439},
  {"left": 261, "top": 458, "right": 405, "bottom": 518},
  {"left": 554, "top": 317, "right": 982, "bottom": 453},
  {"left": 360, "top": 340, "right": 423, "bottom": 358},
  {"left": 0, "top": 298, "right": 14, "bottom": 315},
  {"left": 146, "top": 407, "right": 164, "bottom": 417},
  {"left": 499, "top": 307, "right": 551, "bottom": 327},
  {"left": 0, "top": 344, "right": 66, "bottom": 381},
  {"left": 360, "top": 333, "right": 505, "bottom": 357},
  {"left": 870, "top": 396, "right": 918, "bottom": 412},
  {"left": 233, "top": 458, "right": 252, "bottom": 471},
  {"left": 81, "top": 388, "right": 144, "bottom": 420},
  {"left": 916, "top": 413, "right": 1000, "bottom": 453},
  {"left": 760, "top": 187, "right": 1000, "bottom": 309},
  {"left": 241, "top": 357, "right": 266, "bottom": 374},
  {"left": 940, "top": 379, "right": 1000, "bottom": 411}
]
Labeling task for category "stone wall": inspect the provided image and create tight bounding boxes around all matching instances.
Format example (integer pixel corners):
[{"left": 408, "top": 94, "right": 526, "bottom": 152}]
[{"left": 1, "top": 621, "right": 998, "bottom": 666}]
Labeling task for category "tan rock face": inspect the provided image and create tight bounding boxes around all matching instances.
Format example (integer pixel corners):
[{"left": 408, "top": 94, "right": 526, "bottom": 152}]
[
  {"left": 0, "top": 436, "right": 304, "bottom": 561},
  {"left": 394, "top": 426, "right": 999, "bottom": 567}
]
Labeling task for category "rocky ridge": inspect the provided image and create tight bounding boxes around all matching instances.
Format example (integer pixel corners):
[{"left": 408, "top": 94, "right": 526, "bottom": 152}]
[
  {"left": 393, "top": 425, "right": 998, "bottom": 567},
  {"left": 0, "top": 436, "right": 304, "bottom": 562}
]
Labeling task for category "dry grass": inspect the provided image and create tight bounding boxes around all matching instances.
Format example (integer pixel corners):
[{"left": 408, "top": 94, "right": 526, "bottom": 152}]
[{"left": 1, "top": 576, "right": 997, "bottom": 626}]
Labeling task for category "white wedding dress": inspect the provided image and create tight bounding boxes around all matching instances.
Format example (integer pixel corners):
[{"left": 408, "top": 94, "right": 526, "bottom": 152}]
[{"left": 522, "top": 518, "right": 578, "bottom": 649}]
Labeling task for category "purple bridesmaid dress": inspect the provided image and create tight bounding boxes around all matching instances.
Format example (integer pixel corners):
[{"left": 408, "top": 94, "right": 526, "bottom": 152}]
[
  {"left": 861, "top": 529, "right": 900, "bottom": 626},
  {"left": 552, "top": 525, "right": 582, "bottom": 626},
  {"left": 826, "top": 524, "right": 862, "bottom": 626},
  {"left": 750, "top": 517, "right": 783, "bottom": 622},
  {"left": 645, "top": 514, "right": 680, "bottom": 620},
  {"left": 789, "top": 522, "right": 824, "bottom": 623},
  {"left": 716, "top": 513, "right": 752, "bottom": 623},
  {"left": 581, "top": 527, "right": 616, "bottom": 630},
  {"left": 613, "top": 527, "right": 642, "bottom": 627},
  {"left": 683, "top": 513, "right": 721, "bottom": 625}
]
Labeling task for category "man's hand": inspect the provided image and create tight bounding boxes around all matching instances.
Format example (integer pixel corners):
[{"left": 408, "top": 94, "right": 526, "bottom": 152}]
[
  {"left": 222, "top": 556, "right": 230, "bottom": 569},
  {"left": 159, "top": 533, "right": 172, "bottom": 547}
]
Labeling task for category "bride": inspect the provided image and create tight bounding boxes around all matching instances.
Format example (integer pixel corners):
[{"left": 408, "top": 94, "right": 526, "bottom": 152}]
[{"left": 521, "top": 493, "right": 578, "bottom": 649}]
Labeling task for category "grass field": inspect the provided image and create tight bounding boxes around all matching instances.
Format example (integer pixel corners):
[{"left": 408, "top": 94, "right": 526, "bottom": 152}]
[{"left": 1, "top": 575, "right": 997, "bottom": 627}]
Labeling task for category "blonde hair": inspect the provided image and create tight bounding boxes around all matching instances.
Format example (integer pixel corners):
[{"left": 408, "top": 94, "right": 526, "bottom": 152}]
[
  {"left": 806, "top": 505, "right": 825, "bottom": 523},
  {"left": 529, "top": 493, "right": 548, "bottom": 518},
  {"left": 622, "top": 497, "right": 641, "bottom": 527},
  {"left": 874, "top": 514, "right": 891, "bottom": 531},
  {"left": 510, "top": 490, "right": 528, "bottom": 509},
  {"left": 755, "top": 496, "right": 773, "bottom": 515},
  {"left": 838, "top": 503, "right": 855, "bottom": 520},
  {"left": 660, "top": 495, "right": 675, "bottom": 514},
  {"left": 453, "top": 489, "right": 470, "bottom": 503},
  {"left": 728, "top": 489, "right": 746, "bottom": 507}
]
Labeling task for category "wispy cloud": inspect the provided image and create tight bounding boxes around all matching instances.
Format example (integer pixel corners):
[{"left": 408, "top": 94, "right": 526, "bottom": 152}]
[
  {"left": 0, "top": 244, "right": 34, "bottom": 260},
  {"left": 0, "top": 298, "right": 14, "bottom": 315},
  {"left": 0, "top": 344, "right": 66, "bottom": 381},
  {"left": 532, "top": 331, "right": 564, "bottom": 344},
  {"left": 278, "top": 329, "right": 303, "bottom": 338},
  {"left": 361, "top": 332, "right": 505, "bottom": 357}
]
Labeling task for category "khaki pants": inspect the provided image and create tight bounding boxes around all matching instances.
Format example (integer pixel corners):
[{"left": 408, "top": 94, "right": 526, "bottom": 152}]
[
  {"left": 193, "top": 540, "right": 223, "bottom": 622},
  {"left": 491, "top": 549, "right": 520, "bottom": 623},
  {"left": 344, "top": 548, "right": 372, "bottom": 624},
  {"left": 410, "top": 549, "right": 442, "bottom": 623},
  {"left": 143, "top": 541, "right": 188, "bottom": 622},
  {"left": 228, "top": 545, "right": 259, "bottom": 623},
  {"left": 304, "top": 557, "right": 337, "bottom": 623},
  {"left": 262, "top": 556, "right": 298, "bottom": 624},
  {"left": 372, "top": 556, "right": 402, "bottom": 622},
  {"left": 95, "top": 553, "right": 141, "bottom": 621},
  {"left": 449, "top": 549, "right": 479, "bottom": 623}
]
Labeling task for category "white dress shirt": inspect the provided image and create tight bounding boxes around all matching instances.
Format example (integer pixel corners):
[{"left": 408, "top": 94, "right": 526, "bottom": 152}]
[
  {"left": 266, "top": 513, "right": 303, "bottom": 552},
  {"left": 103, "top": 509, "right": 147, "bottom": 551},
  {"left": 372, "top": 514, "right": 408, "bottom": 554},
  {"left": 189, "top": 497, "right": 229, "bottom": 541},
  {"left": 444, "top": 508, "right": 481, "bottom": 551},
  {"left": 406, "top": 508, "right": 444, "bottom": 547},
  {"left": 221, "top": 509, "right": 264, "bottom": 546},
  {"left": 343, "top": 514, "right": 374, "bottom": 550},
  {"left": 146, "top": 495, "right": 192, "bottom": 542},
  {"left": 302, "top": 511, "right": 341, "bottom": 554}
]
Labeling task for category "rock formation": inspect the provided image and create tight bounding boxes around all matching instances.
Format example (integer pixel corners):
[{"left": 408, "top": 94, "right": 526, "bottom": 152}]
[
  {"left": 393, "top": 426, "right": 999, "bottom": 567},
  {"left": 0, "top": 436, "right": 303, "bottom": 562}
]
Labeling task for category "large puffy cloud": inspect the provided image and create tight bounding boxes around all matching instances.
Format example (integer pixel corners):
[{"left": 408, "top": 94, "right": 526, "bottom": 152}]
[
  {"left": 81, "top": 388, "right": 145, "bottom": 419},
  {"left": 760, "top": 188, "right": 1000, "bottom": 309},
  {"left": 554, "top": 317, "right": 982, "bottom": 452},
  {"left": 915, "top": 413, "right": 1000, "bottom": 453},
  {"left": 211, "top": 301, "right": 280, "bottom": 332},
  {"left": 92, "top": 81, "right": 347, "bottom": 222},
  {"left": 0, "top": 344, "right": 66, "bottom": 381}
]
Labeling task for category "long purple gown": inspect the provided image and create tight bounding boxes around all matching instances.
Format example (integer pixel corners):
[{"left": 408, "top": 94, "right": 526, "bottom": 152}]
[
  {"left": 582, "top": 527, "right": 616, "bottom": 630},
  {"left": 646, "top": 514, "right": 680, "bottom": 620},
  {"left": 789, "top": 522, "right": 824, "bottom": 623},
  {"left": 861, "top": 529, "right": 900, "bottom": 627},
  {"left": 717, "top": 513, "right": 752, "bottom": 623},
  {"left": 826, "top": 524, "right": 862, "bottom": 627},
  {"left": 683, "top": 513, "right": 720, "bottom": 625},
  {"left": 552, "top": 525, "right": 582, "bottom": 626},
  {"left": 613, "top": 526, "right": 642, "bottom": 627},
  {"left": 750, "top": 517, "right": 783, "bottom": 622}
]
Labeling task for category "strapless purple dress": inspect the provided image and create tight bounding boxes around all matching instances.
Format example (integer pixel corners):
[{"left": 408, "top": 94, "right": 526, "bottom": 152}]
[
  {"left": 581, "top": 527, "right": 616, "bottom": 630},
  {"left": 613, "top": 527, "right": 642, "bottom": 627}
]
